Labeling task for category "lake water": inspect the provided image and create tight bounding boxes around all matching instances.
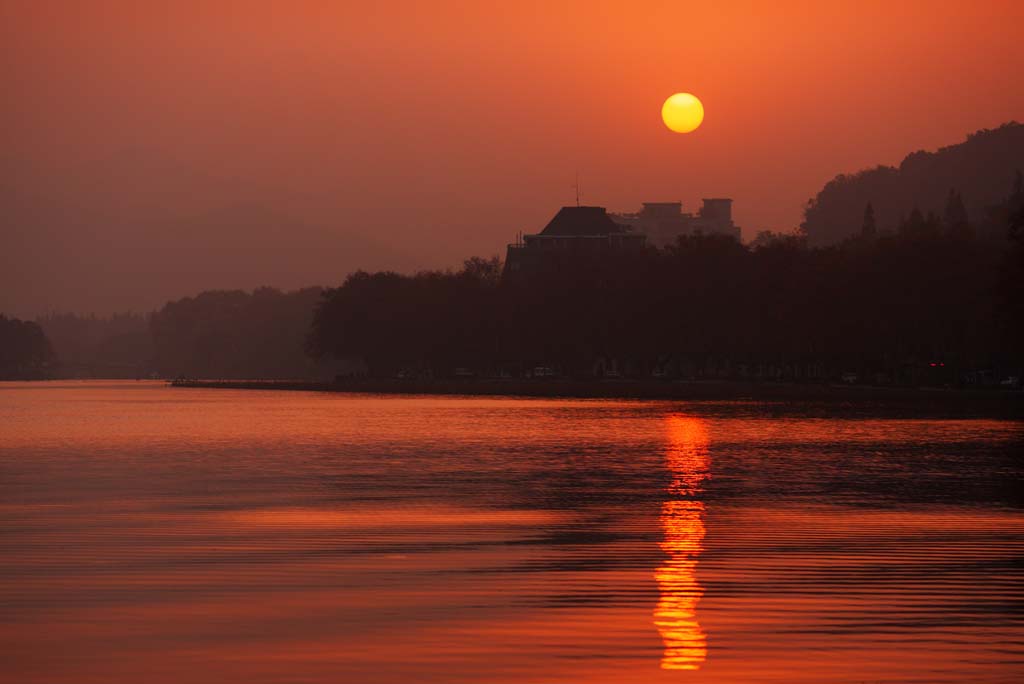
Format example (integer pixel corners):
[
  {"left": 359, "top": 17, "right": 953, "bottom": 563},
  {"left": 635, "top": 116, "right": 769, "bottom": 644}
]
[{"left": 1, "top": 381, "right": 1022, "bottom": 683}]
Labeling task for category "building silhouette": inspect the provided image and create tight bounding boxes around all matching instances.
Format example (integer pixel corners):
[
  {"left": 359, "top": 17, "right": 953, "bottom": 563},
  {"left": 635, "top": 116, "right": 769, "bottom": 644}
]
[
  {"left": 612, "top": 199, "right": 740, "bottom": 248},
  {"left": 503, "top": 206, "right": 646, "bottom": 277}
]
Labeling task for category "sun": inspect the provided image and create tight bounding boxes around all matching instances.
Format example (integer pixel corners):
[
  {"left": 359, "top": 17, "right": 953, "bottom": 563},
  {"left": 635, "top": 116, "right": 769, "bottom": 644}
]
[{"left": 662, "top": 93, "right": 704, "bottom": 133}]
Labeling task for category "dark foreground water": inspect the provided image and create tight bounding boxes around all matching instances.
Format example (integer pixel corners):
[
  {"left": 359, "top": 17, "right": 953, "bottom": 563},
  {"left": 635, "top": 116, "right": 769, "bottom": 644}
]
[{"left": 1, "top": 381, "right": 1022, "bottom": 683}]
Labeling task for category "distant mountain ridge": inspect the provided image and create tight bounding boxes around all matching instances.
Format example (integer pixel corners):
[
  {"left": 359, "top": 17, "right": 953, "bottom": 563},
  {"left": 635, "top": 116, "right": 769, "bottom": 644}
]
[{"left": 802, "top": 122, "right": 1024, "bottom": 246}]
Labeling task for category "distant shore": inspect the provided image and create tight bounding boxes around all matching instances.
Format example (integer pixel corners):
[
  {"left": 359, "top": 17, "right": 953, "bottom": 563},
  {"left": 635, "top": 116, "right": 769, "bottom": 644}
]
[{"left": 169, "top": 378, "right": 1023, "bottom": 413}]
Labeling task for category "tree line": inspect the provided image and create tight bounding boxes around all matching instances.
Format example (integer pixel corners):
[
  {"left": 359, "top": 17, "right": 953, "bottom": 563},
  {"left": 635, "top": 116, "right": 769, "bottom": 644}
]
[
  {"left": 36, "top": 312, "right": 152, "bottom": 378},
  {"left": 6, "top": 155, "right": 1023, "bottom": 386},
  {"left": 6, "top": 288, "right": 324, "bottom": 380},
  {"left": 150, "top": 287, "right": 324, "bottom": 379},
  {"left": 309, "top": 197, "right": 1024, "bottom": 385}
]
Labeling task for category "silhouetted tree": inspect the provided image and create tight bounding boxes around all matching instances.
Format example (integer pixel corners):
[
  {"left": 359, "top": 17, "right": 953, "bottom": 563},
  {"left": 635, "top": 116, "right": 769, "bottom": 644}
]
[
  {"left": 996, "top": 175, "right": 1024, "bottom": 360},
  {"left": 1010, "top": 170, "right": 1024, "bottom": 238},
  {"left": 309, "top": 259, "right": 502, "bottom": 377},
  {"left": 861, "top": 202, "right": 877, "bottom": 237},
  {"left": 943, "top": 189, "right": 970, "bottom": 236},
  {"left": 0, "top": 315, "right": 54, "bottom": 379}
]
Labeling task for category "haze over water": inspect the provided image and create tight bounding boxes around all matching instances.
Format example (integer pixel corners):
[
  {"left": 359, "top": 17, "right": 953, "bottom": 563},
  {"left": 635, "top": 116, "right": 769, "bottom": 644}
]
[{"left": 1, "top": 382, "right": 1022, "bottom": 683}]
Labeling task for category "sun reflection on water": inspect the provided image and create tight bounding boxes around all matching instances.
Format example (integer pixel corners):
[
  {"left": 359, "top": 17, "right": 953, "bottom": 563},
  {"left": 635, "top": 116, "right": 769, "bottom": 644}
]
[{"left": 654, "top": 415, "right": 710, "bottom": 670}]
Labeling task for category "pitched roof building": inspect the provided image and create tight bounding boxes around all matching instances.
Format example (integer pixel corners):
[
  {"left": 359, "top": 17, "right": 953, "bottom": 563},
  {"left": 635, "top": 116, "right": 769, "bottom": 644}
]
[{"left": 503, "top": 206, "right": 646, "bottom": 278}]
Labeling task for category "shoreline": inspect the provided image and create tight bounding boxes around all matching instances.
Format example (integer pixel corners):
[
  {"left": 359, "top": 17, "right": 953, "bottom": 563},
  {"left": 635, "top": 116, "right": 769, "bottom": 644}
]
[{"left": 169, "top": 378, "right": 1023, "bottom": 412}]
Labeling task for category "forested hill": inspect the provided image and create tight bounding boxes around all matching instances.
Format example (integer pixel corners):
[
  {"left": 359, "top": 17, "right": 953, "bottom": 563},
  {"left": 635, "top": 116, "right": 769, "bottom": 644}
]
[{"left": 802, "top": 122, "right": 1024, "bottom": 246}]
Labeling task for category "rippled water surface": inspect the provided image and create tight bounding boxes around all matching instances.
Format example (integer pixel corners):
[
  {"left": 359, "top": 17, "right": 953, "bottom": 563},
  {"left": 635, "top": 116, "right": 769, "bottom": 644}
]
[{"left": 1, "top": 381, "right": 1022, "bottom": 683}]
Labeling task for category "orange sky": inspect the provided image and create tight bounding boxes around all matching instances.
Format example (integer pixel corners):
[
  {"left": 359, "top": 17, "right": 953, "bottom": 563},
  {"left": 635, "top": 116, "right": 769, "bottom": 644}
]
[{"left": 3, "top": 1, "right": 1023, "bottom": 315}]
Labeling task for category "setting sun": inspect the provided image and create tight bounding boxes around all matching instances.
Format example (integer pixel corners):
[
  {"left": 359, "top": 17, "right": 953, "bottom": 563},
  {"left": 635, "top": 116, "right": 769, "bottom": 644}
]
[{"left": 662, "top": 93, "right": 704, "bottom": 133}]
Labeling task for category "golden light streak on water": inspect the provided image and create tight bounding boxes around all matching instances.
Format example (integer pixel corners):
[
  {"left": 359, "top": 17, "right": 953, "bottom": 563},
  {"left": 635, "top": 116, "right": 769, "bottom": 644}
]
[{"left": 654, "top": 416, "right": 710, "bottom": 670}]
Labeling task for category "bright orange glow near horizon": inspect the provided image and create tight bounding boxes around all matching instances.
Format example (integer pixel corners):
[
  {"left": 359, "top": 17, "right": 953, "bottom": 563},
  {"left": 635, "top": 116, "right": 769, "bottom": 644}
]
[
  {"left": 2, "top": 2, "right": 1023, "bottom": 316},
  {"left": 654, "top": 415, "right": 710, "bottom": 670}
]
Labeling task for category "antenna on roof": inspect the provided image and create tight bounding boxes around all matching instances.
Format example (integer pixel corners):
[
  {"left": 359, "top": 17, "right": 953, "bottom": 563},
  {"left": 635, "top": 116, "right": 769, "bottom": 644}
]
[{"left": 574, "top": 171, "right": 581, "bottom": 207}]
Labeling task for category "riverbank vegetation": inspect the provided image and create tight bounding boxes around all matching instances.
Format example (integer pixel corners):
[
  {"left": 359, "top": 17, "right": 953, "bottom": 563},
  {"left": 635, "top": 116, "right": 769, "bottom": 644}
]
[
  {"left": 14, "top": 190, "right": 1022, "bottom": 387},
  {"left": 149, "top": 287, "right": 323, "bottom": 379},
  {"left": 307, "top": 205, "right": 1023, "bottom": 385}
]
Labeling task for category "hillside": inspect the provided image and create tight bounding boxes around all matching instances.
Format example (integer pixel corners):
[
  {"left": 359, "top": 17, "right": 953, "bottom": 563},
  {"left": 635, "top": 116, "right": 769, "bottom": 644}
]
[{"left": 802, "top": 122, "right": 1024, "bottom": 246}]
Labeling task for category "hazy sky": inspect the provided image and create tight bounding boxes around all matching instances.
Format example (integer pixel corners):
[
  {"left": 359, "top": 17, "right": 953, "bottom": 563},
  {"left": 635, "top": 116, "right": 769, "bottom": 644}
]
[{"left": 3, "top": 1, "right": 1023, "bottom": 316}]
